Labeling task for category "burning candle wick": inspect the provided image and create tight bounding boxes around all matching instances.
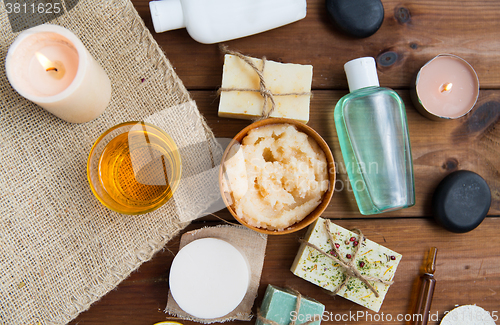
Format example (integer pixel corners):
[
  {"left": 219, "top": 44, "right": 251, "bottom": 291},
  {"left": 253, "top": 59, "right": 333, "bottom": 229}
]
[
  {"left": 440, "top": 82, "right": 453, "bottom": 93},
  {"left": 35, "top": 52, "right": 53, "bottom": 70},
  {"left": 35, "top": 52, "right": 66, "bottom": 80}
]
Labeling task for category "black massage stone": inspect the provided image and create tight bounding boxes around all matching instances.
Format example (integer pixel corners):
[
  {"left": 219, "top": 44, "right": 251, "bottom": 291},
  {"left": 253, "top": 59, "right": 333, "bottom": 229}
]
[
  {"left": 325, "top": 0, "right": 385, "bottom": 38},
  {"left": 432, "top": 170, "right": 491, "bottom": 233}
]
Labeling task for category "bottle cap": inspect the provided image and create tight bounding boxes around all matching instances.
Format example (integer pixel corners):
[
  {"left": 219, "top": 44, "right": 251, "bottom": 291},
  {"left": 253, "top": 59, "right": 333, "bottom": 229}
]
[
  {"left": 149, "top": 0, "right": 186, "bottom": 33},
  {"left": 344, "top": 57, "right": 380, "bottom": 92}
]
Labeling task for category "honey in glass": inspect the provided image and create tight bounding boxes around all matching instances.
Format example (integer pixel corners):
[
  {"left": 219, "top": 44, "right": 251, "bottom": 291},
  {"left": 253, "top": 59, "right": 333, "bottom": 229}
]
[{"left": 88, "top": 122, "right": 181, "bottom": 214}]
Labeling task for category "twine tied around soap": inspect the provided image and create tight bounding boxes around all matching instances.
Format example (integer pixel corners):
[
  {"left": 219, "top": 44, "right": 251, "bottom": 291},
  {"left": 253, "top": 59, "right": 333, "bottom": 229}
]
[
  {"left": 218, "top": 45, "right": 312, "bottom": 120},
  {"left": 299, "top": 220, "right": 394, "bottom": 298},
  {"left": 257, "top": 287, "right": 321, "bottom": 325}
]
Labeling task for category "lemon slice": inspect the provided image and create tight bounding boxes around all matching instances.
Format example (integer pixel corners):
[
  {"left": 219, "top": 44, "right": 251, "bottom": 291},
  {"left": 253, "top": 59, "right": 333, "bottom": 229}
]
[{"left": 153, "top": 322, "right": 184, "bottom": 325}]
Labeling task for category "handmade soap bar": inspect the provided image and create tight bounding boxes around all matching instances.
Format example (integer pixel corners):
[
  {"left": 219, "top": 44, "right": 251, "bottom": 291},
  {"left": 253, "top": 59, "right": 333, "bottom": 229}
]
[
  {"left": 218, "top": 54, "right": 313, "bottom": 123},
  {"left": 256, "top": 285, "right": 324, "bottom": 325},
  {"left": 291, "top": 218, "right": 402, "bottom": 312}
]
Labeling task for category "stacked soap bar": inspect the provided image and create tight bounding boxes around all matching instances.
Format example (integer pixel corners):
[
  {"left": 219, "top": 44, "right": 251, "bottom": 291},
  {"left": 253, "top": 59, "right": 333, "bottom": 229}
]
[
  {"left": 256, "top": 285, "right": 324, "bottom": 325},
  {"left": 291, "top": 218, "right": 402, "bottom": 312},
  {"left": 218, "top": 54, "right": 313, "bottom": 123}
]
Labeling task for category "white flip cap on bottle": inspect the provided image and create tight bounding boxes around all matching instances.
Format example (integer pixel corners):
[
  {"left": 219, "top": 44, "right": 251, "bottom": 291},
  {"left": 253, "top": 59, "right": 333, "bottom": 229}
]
[
  {"left": 149, "top": 0, "right": 186, "bottom": 33},
  {"left": 344, "top": 57, "right": 380, "bottom": 92}
]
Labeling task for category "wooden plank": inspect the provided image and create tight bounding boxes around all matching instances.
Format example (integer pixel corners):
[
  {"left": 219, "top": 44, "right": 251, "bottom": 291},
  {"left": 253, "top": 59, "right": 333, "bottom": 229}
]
[
  {"left": 190, "top": 89, "right": 500, "bottom": 217},
  {"left": 133, "top": 0, "right": 500, "bottom": 90},
  {"left": 69, "top": 217, "right": 500, "bottom": 324}
]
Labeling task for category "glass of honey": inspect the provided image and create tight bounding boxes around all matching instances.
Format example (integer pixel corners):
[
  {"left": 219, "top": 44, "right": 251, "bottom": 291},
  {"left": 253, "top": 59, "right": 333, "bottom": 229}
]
[{"left": 87, "top": 121, "right": 182, "bottom": 214}]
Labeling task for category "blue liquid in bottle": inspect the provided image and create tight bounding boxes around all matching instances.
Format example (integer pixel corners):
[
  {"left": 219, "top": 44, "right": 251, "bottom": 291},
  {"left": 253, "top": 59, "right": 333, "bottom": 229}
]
[{"left": 334, "top": 57, "right": 415, "bottom": 215}]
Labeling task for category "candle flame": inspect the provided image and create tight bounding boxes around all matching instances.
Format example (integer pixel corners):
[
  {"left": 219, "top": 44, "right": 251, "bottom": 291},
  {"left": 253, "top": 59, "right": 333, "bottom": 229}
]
[
  {"left": 35, "top": 52, "right": 58, "bottom": 72},
  {"left": 440, "top": 82, "right": 453, "bottom": 93}
]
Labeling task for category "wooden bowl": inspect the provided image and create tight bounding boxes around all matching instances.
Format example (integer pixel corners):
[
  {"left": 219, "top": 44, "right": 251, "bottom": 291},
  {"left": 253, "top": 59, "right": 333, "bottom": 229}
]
[{"left": 219, "top": 118, "right": 336, "bottom": 235}]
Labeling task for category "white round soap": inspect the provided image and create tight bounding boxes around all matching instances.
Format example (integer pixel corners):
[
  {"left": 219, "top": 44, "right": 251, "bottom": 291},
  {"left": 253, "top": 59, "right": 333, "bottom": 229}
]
[
  {"left": 169, "top": 238, "right": 250, "bottom": 319},
  {"left": 440, "top": 305, "right": 495, "bottom": 325}
]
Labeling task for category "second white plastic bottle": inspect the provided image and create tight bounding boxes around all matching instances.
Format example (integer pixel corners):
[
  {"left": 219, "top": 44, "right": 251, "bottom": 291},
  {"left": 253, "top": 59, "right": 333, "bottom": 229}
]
[{"left": 149, "top": 0, "right": 307, "bottom": 44}]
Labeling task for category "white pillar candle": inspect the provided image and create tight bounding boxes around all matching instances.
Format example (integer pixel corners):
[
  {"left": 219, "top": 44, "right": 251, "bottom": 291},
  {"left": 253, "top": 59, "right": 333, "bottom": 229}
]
[
  {"left": 169, "top": 238, "right": 250, "bottom": 319},
  {"left": 5, "top": 24, "right": 111, "bottom": 123}
]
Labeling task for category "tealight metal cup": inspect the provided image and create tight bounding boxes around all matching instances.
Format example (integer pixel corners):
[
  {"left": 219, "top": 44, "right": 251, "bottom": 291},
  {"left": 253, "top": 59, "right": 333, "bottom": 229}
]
[{"left": 410, "top": 54, "right": 479, "bottom": 121}]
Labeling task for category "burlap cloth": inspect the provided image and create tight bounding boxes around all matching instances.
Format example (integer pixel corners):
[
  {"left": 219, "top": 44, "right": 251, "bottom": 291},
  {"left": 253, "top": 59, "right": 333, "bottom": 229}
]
[
  {"left": 0, "top": 1, "right": 222, "bottom": 324},
  {"left": 165, "top": 225, "right": 268, "bottom": 323}
]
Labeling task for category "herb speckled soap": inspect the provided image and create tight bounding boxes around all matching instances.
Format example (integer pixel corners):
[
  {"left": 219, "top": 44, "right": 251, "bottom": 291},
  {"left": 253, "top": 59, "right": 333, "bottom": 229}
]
[
  {"left": 256, "top": 285, "right": 324, "bottom": 325},
  {"left": 290, "top": 218, "right": 402, "bottom": 312}
]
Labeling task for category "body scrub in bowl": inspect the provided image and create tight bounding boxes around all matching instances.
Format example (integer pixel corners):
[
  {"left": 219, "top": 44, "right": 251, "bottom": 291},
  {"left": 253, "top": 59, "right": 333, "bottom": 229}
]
[{"left": 220, "top": 118, "right": 335, "bottom": 234}]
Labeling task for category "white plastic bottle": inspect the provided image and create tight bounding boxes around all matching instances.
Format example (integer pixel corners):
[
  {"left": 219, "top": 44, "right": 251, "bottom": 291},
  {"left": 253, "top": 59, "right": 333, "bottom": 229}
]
[{"left": 149, "top": 0, "right": 307, "bottom": 44}]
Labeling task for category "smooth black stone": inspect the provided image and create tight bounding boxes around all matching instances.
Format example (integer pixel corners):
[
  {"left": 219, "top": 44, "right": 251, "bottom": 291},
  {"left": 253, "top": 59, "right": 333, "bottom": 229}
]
[
  {"left": 325, "top": 0, "right": 384, "bottom": 38},
  {"left": 432, "top": 170, "right": 491, "bottom": 233}
]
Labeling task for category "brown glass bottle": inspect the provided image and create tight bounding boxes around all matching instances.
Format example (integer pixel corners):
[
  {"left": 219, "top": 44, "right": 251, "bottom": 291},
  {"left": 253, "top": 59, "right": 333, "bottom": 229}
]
[{"left": 412, "top": 247, "right": 438, "bottom": 325}]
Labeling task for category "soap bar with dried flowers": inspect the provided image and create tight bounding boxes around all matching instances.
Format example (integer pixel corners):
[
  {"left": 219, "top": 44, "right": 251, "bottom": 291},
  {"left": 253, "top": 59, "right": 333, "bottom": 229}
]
[
  {"left": 218, "top": 53, "right": 313, "bottom": 123},
  {"left": 290, "top": 218, "right": 402, "bottom": 312}
]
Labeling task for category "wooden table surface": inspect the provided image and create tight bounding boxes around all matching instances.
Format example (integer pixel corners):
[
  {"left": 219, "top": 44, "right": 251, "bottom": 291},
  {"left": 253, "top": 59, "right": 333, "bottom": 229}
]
[{"left": 71, "top": 0, "right": 500, "bottom": 324}]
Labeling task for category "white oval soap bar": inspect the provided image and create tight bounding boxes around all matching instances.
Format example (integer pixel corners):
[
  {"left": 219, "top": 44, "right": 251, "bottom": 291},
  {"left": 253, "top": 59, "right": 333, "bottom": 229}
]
[{"left": 169, "top": 238, "right": 250, "bottom": 319}]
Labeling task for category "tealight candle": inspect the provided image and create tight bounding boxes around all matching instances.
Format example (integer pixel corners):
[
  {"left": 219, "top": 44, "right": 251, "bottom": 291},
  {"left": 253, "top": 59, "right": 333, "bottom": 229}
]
[
  {"left": 5, "top": 24, "right": 111, "bottom": 123},
  {"left": 411, "top": 54, "right": 479, "bottom": 120}
]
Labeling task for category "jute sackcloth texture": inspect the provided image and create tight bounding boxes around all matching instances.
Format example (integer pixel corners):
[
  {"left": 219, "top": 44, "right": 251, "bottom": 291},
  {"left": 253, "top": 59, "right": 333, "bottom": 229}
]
[
  {"left": 0, "top": 1, "right": 221, "bottom": 324},
  {"left": 165, "top": 225, "right": 268, "bottom": 323}
]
